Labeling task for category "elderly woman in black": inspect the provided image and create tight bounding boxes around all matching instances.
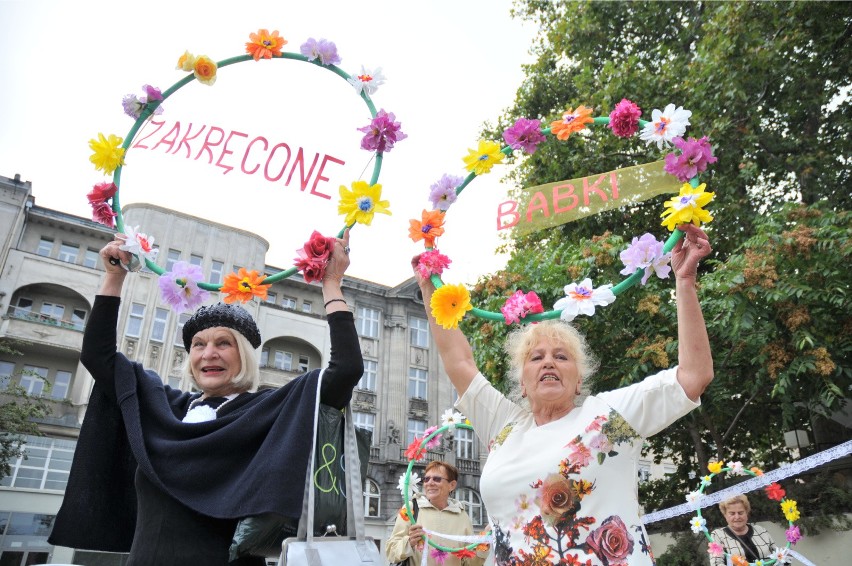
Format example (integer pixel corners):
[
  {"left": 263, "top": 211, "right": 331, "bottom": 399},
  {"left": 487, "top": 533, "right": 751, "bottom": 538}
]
[
  {"left": 710, "top": 495, "right": 788, "bottom": 566},
  {"left": 48, "top": 230, "right": 362, "bottom": 565}
]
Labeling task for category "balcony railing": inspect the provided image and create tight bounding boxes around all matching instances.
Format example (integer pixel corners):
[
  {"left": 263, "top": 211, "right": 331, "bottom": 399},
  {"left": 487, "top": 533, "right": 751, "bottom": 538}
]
[
  {"left": 398, "top": 448, "right": 443, "bottom": 463},
  {"left": 456, "top": 458, "right": 480, "bottom": 474},
  {"left": 5, "top": 307, "right": 84, "bottom": 331}
]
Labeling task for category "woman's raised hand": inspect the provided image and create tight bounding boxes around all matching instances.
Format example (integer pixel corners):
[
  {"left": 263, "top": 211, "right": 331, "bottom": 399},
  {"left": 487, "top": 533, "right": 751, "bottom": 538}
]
[{"left": 671, "top": 224, "right": 712, "bottom": 280}]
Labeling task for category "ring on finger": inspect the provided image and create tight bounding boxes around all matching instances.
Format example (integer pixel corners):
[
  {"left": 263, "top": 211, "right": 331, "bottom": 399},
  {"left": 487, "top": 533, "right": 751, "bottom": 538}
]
[{"left": 343, "top": 246, "right": 350, "bottom": 255}]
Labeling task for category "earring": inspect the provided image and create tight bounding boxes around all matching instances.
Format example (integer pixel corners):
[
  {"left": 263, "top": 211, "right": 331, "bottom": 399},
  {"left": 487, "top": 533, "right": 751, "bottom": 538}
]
[{"left": 575, "top": 387, "right": 581, "bottom": 395}]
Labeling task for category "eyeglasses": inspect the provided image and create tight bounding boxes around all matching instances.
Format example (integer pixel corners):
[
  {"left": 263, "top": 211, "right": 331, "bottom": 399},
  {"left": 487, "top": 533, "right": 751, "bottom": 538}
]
[{"left": 423, "top": 476, "right": 450, "bottom": 484}]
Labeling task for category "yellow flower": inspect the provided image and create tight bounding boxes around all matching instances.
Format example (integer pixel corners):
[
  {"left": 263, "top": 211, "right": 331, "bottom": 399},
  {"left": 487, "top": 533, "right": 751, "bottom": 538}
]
[
  {"left": 430, "top": 283, "right": 472, "bottom": 329},
  {"left": 193, "top": 55, "right": 218, "bottom": 86},
  {"left": 176, "top": 50, "right": 196, "bottom": 72},
  {"left": 338, "top": 180, "right": 391, "bottom": 226},
  {"left": 781, "top": 499, "right": 800, "bottom": 522},
  {"left": 708, "top": 460, "right": 724, "bottom": 474},
  {"left": 88, "top": 133, "right": 126, "bottom": 174},
  {"left": 462, "top": 140, "right": 505, "bottom": 175},
  {"left": 660, "top": 182, "right": 715, "bottom": 231}
]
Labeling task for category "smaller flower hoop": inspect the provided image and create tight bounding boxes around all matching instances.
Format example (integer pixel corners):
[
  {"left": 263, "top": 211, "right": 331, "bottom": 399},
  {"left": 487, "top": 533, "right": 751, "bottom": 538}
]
[
  {"left": 401, "top": 422, "right": 491, "bottom": 555},
  {"left": 692, "top": 465, "right": 798, "bottom": 566}
]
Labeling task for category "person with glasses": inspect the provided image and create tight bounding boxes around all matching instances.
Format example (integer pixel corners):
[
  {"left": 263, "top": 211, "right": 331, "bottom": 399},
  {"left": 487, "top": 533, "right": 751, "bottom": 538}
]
[{"left": 386, "top": 461, "right": 485, "bottom": 566}]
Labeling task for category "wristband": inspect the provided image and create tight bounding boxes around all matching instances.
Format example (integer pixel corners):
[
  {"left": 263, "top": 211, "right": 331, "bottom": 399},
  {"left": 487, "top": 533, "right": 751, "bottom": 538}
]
[{"left": 324, "top": 298, "right": 347, "bottom": 309}]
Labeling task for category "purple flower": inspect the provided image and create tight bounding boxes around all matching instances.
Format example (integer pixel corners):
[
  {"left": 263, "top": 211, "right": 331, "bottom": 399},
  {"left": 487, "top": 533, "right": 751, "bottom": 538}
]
[
  {"left": 619, "top": 233, "right": 672, "bottom": 285},
  {"left": 608, "top": 98, "right": 642, "bottom": 137},
  {"left": 158, "top": 261, "right": 210, "bottom": 314},
  {"left": 428, "top": 174, "right": 463, "bottom": 211},
  {"left": 122, "top": 85, "right": 165, "bottom": 120},
  {"left": 503, "top": 117, "right": 546, "bottom": 154},
  {"left": 785, "top": 524, "right": 801, "bottom": 544},
  {"left": 357, "top": 109, "right": 407, "bottom": 153},
  {"left": 143, "top": 84, "right": 163, "bottom": 102},
  {"left": 300, "top": 38, "right": 342, "bottom": 66},
  {"left": 664, "top": 136, "right": 718, "bottom": 181},
  {"left": 430, "top": 549, "right": 448, "bottom": 565}
]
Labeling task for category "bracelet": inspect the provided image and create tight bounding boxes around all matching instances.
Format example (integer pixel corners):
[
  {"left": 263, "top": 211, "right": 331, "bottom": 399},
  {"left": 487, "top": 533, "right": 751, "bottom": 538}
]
[{"left": 324, "top": 298, "right": 347, "bottom": 309}]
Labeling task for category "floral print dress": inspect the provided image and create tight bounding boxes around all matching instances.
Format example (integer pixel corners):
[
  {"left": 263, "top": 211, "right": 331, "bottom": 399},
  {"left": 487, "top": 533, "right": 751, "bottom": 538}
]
[{"left": 457, "top": 368, "right": 698, "bottom": 566}]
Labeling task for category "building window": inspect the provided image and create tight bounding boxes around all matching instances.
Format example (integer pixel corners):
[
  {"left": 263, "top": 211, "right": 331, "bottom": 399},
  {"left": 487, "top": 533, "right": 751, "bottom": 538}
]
[
  {"left": 0, "top": 435, "right": 76, "bottom": 491},
  {"left": 165, "top": 249, "right": 181, "bottom": 272},
  {"left": 36, "top": 238, "right": 53, "bottom": 257},
  {"left": 298, "top": 355, "right": 310, "bottom": 373},
  {"left": 408, "top": 367, "right": 428, "bottom": 400},
  {"left": 363, "top": 478, "right": 381, "bottom": 517},
  {"left": 150, "top": 308, "right": 169, "bottom": 342},
  {"left": 265, "top": 292, "right": 277, "bottom": 304},
  {"left": 356, "top": 306, "right": 380, "bottom": 338},
  {"left": 190, "top": 254, "right": 204, "bottom": 266},
  {"left": 357, "top": 359, "right": 377, "bottom": 391},
  {"left": 58, "top": 243, "right": 79, "bottom": 263},
  {"left": 0, "top": 360, "right": 15, "bottom": 390},
  {"left": 125, "top": 303, "right": 145, "bottom": 338},
  {"left": 40, "top": 301, "right": 65, "bottom": 322},
  {"left": 353, "top": 412, "right": 375, "bottom": 438},
  {"left": 52, "top": 370, "right": 71, "bottom": 400},
  {"left": 20, "top": 366, "right": 48, "bottom": 396},
  {"left": 301, "top": 301, "right": 312, "bottom": 314},
  {"left": 407, "top": 419, "right": 427, "bottom": 445},
  {"left": 455, "top": 427, "right": 474, "bottom": 460},
  {"left": 456, "top": 488, "right": 485, "bottom": 526},
  {"left": 260, "top": 348, "right": 269, "bottom": 367},
  {"left": 274, "top": 351, "right": 293, "bottom": 371},
  {"left": 83, "top": 248, "right": 99, "bottom": 268},
  {"left": 409, "top": 316, "right": 429, "bottom": 348},
  {"left": 282, "top": 297, "right": 296, "bottom": 310},
  {"left": 174, "top": 313, "right": 190, "bottom": 346},
  {"left": 16, "top": 297, "right": 33, "bottom": 313},
  {"left": 638, "top": 461, "right": 652, "bottom": 483},
  {"left": 210, "top": 260, "right": 225, "bottom": 285}
]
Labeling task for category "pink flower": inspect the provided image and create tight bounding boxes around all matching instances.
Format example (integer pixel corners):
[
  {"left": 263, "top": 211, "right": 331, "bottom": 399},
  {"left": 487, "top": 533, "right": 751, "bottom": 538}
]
[
  {"left": 608, "top": 99, "right": 642, "bottom": 138},
  {"left": 500, "top": 290, "right": 544, "bottom": 325},
  {"left": 566, "top": 438, "right": 592, "bottom": 467},
  {"left": 586, "top": 515, "right": 635, "bottom": 565},
  {"left": 357, "top": 109, "right": 407, "bottom": 153},
  {"left": 430, "top": 549, "right": 448, "bottom": 565},
  {"left": 422, "top": 425, "right": 442, "bottom": 450},
  {"left": 416, "top": 250, "right": 452, "bottom": 278},
  {"left": 663, "top": 136, "right": 718, "bottom": 182},
  {"left": 428, "top": 174, "right": 462, "bottom": 211},
  {"left": 91, "top": 201, "right": 117, "bottom": 227},
  {"left": 707, "top": 541, "right": 724, "bottom": 557},
  {"left": 158, "top": 261, "right": 210, "bottom": 314},
  {"left": 503, "top": 117, "right": 546, "bottom": 154},
  {"left": 785, "top": 524, "right": 801, "bottom": 544},
  {"left": 294, "top": 230, "right": 336, "bottom": 283}
]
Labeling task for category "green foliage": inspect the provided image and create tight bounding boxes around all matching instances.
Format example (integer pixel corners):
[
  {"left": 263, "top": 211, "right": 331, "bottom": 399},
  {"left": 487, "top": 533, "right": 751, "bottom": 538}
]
[{"left": 653, "top": 531, "right": 705, "bottom": 566}]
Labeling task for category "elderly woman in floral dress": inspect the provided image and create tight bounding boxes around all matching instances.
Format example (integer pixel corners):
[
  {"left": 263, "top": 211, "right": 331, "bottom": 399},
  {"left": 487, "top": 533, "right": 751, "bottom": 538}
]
[{"left": 411, "top": 224, "right": 714, "bottom": 565}]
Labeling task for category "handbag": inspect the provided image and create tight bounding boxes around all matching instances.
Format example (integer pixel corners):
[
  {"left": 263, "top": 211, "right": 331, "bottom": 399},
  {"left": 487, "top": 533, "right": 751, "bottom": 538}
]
[{"left": 279, "top": 370, "right": 384, "bottom": 565}]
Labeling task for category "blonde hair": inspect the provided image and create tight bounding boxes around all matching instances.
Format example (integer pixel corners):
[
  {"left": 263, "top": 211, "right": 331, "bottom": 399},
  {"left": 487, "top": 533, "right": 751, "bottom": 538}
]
[
  {"left": 503, "top": 320, "right": 598, "bottom": 406},
  {"left": 182, "top": 328, "right": 260, "bottom": 393},
  {"left": 719, "top": 494, "right": 751, "bottom": 515}
]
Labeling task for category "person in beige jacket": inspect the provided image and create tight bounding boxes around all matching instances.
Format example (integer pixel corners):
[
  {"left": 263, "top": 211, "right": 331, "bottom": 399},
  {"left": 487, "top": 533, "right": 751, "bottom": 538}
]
[{"left": 386, "top": 461, "right": 487, "bottom": 566}]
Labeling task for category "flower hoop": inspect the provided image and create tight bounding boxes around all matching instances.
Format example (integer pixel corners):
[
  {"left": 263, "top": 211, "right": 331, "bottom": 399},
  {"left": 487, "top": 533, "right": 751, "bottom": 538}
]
[
  {"left": 87, "top": 31, "right": 402, "bottom": 308},
  {"left": 399, "top": 418, "right": 492, "bottom": 557},
  {"left": 689, "top": 461, "right": 800, "bottom": 566},
  {"left": 413, "top": 101, "right": 717, "bottom": 327}
]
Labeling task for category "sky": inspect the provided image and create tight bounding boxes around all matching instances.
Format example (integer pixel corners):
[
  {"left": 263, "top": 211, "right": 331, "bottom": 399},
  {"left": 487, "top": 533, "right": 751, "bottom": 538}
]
[{"left": 0, "top": 0, "right": 538, "bottom": 288}]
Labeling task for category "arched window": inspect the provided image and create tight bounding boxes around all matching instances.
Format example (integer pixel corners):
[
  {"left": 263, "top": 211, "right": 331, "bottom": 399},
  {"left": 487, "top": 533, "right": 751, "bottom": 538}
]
[
  {"left": 456, "top": 487, "right": 484, "bottom": 527},
  {"left": 363, "top": 478, "right": 381, "bottom": 517}
]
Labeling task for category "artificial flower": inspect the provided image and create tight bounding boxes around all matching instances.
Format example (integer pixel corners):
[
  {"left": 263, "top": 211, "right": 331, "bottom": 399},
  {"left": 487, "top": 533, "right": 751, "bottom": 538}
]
[
  {"left": 689, "top": 516, "right": 707, "bottom": 533},
  {"left": 422, "top": 426, "right": 442, "bottom": 450},
  {"left": 639, "top": 103, "right": 692, "bottom": 149},
  {"left": 440, "top": 409, "right": 466, "bottom": 430},
  {"left": 454, "top": 549, "right": 477, "bottom": 560},
  {"left": 404, "top": 436, "right": 428, "bottom": 461},
  {"left": 608, "top": 98, "right": 642, "bottom": 138},
  {"left": 765, "top": 483, "right": 786, "bottom": 501},
  {"left": 416, "top": 249, "right": 452, "bottom": 279},
  {"left": 619, "top": 233, "right": 672, "bottom": 284},
  {"left": 300, "top": 38, "right": 341, "bottom": 66},
  {"left": 685, "top": 491, "right": 702, "bottom": 507},
  {"left": 553, "top": 278, "right": 616, "bottom": 322},
  {"left": 88, "top": 133, "right": 125, "bottom": 174},
  {"left": 398, "top": 507, "right": 411, "bottom": 522},
  {"left": 708, "top": 460, "right": 724, "bottom": 474},
  {"left": 220, "top": 268, "right": 271, "bottom": 304},
  {"left": 700, "top": 475, "right": 712, "bottom": 486},
  {"left": 357, "top": 109, "right": 407, "bottom": 153},
  {"left": 176, "top": 50, "right": 196, "bottom": 71},
  {"left": 347, "top": 66, "right": 386, "bottom": 95},
  {"left": 785, "top": 525, "right": 801, "bottom": 544},
  {"left": 755, "top": 560, "right": 765, "bottom": 566},
  {"left": 503, "top": 117, "right": 546, "bottom": 154},
  {"left": 428, "top": 174, "right": 462, "bottom": 211},
  {"left": 87, "top": 181, "right": 117, "bottom": 205},
  {"left": 462, "top": 140, "right": 505, "bottom": 175},
  {"left": 475, "top": 531, "right": 491, "bottom": 553},
  {"left": 773, "top": 548, "right": 789, "bottom": 562},
  {"left": 91, "top": 201, "right": 117, "bottom": 228},
  {"left": 750, "top": 467, "right": 764, "bottom": 476},
  {"left": 660, "top": 182, "right": 715, "bottom": 231},
  {"left": 664, "top": 136, "right": 718, "bottom": 182},
  {"left": 338, "top": 181, "right": 391, "bottom": 226},
  {"left": 781, "top": 499, "right": 800, "bottom": 522},
  {"left": 430, "top": 549, "right": 448, "bottom": 565},
  {"left": 500, "top": 289, "right": 544, "bottom": 325},
  {"left": 550, "top": 105, "right": 594, "bottom": 140},
  {"left": 409, "top": 209, "right": 446, "bottom": 248},
  {"left": 193, "top": 55, "right": 218, "bottom": 86},
  {"left": 245, "top": 29, "right": 287, "bottom": 61},
  {"left": 707, "top": 542, "right": 724, "bottom": 557},
  {"left": 397, "top": 471, "right": 421, "bottom": 499},
  {"left": 729, "top": 461, "right": 745, "bottom": 475},
  {"left": 158, "top": 261, "right": 210, "bottom": 314},
  {"left": 122, "top": 85, "right": 165, "bottom": 120},
  {"left": 731, "top": 555, "right": 748, "bottom": 566},
  {"left": 430, "top": 283, "right": 472, "bottom": 330},
  {"left": 119, "top": 225, "right": 158, "bottom": 262},
  {"left": 294, "top": 230, "right": 336, "bottom": 283}
]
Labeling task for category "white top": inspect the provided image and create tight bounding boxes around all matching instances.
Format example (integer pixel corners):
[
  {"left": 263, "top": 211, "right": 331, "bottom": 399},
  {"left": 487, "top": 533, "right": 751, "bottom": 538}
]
[{"left": 457, "top": 367, "right": 699, "bottom": 565}]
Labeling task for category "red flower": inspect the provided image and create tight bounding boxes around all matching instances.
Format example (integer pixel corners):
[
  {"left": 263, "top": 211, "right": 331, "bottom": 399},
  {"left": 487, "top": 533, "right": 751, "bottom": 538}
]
[
  {"left": 765, "top": 483, "right": 786, "bottom": 501},
  {"left": 404, "top": 437, "right": 426, "bottom": 461},
  {"left": 453, "top": 548, "right": 476, "bottom": 559},
  {"left": 294, "top": 230, "right": 336, "bottom": 283},
  {"left": 86, "top": 181, "right": 117, "bottom": 204}
]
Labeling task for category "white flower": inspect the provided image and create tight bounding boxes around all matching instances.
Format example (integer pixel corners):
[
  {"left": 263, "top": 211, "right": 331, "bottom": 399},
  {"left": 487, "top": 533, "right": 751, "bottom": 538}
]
[
  {"left": 685, "top": 491, "right": 702, "bottom": 507},
  {"left": 729, "top": 461, "right": 744, "bottom": 475},
  {"left": 397, "top": 471, "right": 421, "bottom": 497},
  {"left": 120, "top": 225, "right": 159, "bottom": 262},
  {"left": 772, "top": 548, "right": 788, "bottom": 561},
  {"left": 440, "top": 409, "right": 466, "bottom": 430},
  {"left": 700, "top": 475, "right": 712, "bottom": 486},
  {"left": 553, "top": 278, "right": 616, "bottom": 322},
  {"left": 639, "top": 103, "right": 692, "bottom": 149},
  {"left": 689, "top": 516, "right": 707, "bottom": 533},
  {"left": 347, "top": 66, "right": 386, "bottom": 95}
]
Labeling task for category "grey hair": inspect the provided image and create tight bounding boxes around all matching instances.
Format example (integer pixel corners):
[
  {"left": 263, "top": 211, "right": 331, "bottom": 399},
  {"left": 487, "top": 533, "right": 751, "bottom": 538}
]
[
  {"left": 182, "top": 328, "right": 260, "bottom": 393},
  {"left": 503, "top": 320, "right": 599, "bottom": 409}
]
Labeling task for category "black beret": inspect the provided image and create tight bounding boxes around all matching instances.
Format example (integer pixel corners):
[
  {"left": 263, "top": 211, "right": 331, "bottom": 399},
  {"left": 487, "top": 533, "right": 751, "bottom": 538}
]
[{"left": 182, "top": 303, "right": 261, "bottom": 351}]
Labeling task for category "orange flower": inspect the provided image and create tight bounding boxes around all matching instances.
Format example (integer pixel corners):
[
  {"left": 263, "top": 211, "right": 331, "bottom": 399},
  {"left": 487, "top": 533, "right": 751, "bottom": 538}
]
[
  {"left": 193, "top": 55, "right": 218, "bottom": 86},
  {"left": 550, "top": 105, "right": 594, "bottom": 140},
  {"left": 245, "top": 29, "right": 287, "bottom": 61},
  {"left": 750, "top": 466, "right": 764, "bottom": 476},
  {"left": 409, "top": 209, "right": 446, "bottom": 248},
  {"left": 732, "top": 555, "right": 748, "bottom": 566},
  {"left": 398, "top": 507, "right": 410, "bottom": 521},
  {"left": 221, "top": 268, "right": 270, "bottom": 303}
]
